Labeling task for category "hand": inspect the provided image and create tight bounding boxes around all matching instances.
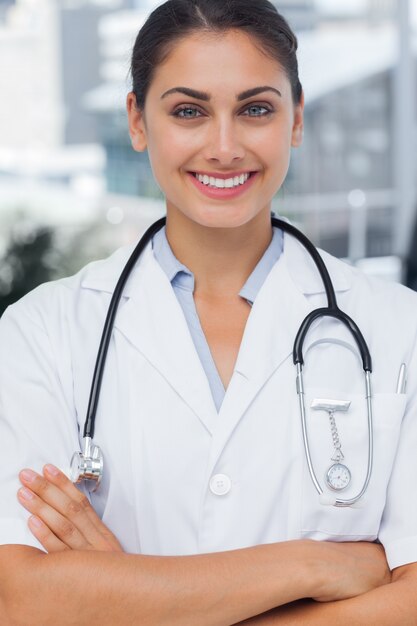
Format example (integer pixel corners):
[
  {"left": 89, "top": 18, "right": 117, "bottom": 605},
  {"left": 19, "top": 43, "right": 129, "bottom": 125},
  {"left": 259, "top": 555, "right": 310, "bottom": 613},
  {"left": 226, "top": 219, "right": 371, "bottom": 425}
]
[
  {"left": 313, "top": 540, "right": 391, "bottom": 602},
  {"left": 17, "top": 464, "right": 124, "bottom": 553}
]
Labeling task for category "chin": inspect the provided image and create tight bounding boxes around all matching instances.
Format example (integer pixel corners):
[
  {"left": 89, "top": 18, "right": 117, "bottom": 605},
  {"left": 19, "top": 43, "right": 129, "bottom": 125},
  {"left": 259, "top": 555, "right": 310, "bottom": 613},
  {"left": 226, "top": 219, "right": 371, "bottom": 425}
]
[{"left": 187, "top": 206, "right": 258, "bottom": 230}]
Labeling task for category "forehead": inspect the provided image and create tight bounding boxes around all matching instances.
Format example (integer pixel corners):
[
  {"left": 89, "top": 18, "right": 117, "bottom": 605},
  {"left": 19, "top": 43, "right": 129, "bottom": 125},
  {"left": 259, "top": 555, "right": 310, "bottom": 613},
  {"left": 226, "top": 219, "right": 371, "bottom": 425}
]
[{"left": 148, "top": 29, "right": 290, "bottom": 98}]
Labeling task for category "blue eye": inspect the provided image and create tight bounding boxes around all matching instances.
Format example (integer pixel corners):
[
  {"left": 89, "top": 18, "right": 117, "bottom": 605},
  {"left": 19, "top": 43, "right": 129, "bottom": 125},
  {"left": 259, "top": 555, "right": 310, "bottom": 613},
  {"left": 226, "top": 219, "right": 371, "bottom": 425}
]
[
  {"left": 244, "top": 105, "right": 272, "bottom": 117},
  {"left": 173, "top": 107, "right": 202, "bottom": 119}
]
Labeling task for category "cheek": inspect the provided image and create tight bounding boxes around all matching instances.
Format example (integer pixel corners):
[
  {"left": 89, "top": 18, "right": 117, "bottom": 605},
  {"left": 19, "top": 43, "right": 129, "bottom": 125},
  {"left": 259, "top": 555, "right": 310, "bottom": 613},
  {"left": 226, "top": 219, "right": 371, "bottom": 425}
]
[
  {"left": 259, "top": 130, "right": 292, "bottom": 179},
  {"left": 148, "top": 119, "right": 200, "bottom": 163},
  {"left": 249, "top": 117, "right": 293, "bottom": 158},
  {"left": 147, "top": 132, "right": 199, "bottom": 189}
]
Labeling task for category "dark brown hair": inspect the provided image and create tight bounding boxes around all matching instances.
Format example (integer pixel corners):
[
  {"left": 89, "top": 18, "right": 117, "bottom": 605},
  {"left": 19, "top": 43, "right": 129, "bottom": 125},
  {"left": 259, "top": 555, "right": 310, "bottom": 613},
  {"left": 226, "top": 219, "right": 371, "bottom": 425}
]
[{"left": 130, "top": 0, "right": 303, "bottom": 109}]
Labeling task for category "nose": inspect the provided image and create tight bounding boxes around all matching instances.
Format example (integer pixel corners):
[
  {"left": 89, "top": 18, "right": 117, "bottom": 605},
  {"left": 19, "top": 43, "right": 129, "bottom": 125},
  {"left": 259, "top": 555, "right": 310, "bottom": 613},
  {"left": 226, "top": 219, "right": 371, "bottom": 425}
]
[{"left": 203, "top": 117, "right": 245, "bottom": 165}]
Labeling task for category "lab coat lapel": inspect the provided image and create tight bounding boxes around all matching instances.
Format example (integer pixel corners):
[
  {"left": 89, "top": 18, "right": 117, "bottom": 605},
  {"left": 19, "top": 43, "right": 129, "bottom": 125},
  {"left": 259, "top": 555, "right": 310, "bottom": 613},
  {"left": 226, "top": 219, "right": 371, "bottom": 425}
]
[
  {"left": 84, "top": 243, "right": 217, "bottom": 434},
  {"left": 205, "top": 233, "right": 352, "bottom": 475}
]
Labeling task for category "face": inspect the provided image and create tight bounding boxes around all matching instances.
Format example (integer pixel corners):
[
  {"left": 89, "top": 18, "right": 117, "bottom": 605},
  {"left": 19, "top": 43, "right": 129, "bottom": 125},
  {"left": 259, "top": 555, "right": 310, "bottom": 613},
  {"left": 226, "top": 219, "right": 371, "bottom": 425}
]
[{"left": 127, "top": 29, "right": 304, "bottom": 230}]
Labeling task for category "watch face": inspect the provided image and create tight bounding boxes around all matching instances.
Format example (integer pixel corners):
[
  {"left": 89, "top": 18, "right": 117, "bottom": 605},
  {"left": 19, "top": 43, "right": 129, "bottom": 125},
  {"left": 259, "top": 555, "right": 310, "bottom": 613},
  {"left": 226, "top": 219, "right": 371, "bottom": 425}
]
[{"left": 326, "top": 463, "right": 351, "bottom": 491}]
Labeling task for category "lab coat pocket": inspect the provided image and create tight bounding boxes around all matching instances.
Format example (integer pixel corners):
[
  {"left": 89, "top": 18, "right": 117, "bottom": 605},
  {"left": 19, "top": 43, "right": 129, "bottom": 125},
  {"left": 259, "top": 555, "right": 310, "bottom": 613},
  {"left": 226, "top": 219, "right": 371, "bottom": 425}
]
[{"left": 299, "top": 389, "right": 406, "bottom": 540}]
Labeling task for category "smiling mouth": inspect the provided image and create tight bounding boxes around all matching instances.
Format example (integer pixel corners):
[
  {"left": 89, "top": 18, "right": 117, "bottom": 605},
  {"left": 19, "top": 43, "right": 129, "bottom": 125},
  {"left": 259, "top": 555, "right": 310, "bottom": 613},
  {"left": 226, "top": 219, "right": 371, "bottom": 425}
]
[{"left": 191, "top": 171, "right": 255, "bottom": 190}]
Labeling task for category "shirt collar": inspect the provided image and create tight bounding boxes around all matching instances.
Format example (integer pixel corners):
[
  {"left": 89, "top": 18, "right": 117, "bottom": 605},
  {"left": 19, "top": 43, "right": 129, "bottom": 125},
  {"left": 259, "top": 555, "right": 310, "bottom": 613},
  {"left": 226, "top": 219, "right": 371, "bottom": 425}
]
[
  {"left": 152, "top": 226, "right": 194, "bottom": 291},
  {"left": 152, "top": 225, "right": 283, "bottom": 305},
  {"left": 239, "top": 228, "right": 283, "bottom": 304}
]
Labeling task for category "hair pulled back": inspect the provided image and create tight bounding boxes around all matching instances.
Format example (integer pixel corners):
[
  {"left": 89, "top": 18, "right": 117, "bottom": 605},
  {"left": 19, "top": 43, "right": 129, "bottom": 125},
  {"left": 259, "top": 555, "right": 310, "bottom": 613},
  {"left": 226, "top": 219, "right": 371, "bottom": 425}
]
[{"left": 130, "top": 0, "right": 303, "bottom": 109}]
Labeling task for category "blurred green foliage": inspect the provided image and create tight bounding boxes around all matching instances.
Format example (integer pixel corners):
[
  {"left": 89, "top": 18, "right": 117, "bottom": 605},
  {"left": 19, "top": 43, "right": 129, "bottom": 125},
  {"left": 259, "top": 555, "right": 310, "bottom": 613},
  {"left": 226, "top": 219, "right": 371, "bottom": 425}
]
[
  {"left": 0, "top": 212, "right": 120, "bottom": 316},
  {"left": 0, "top": 224, "right": 60, "bottom": 316}
]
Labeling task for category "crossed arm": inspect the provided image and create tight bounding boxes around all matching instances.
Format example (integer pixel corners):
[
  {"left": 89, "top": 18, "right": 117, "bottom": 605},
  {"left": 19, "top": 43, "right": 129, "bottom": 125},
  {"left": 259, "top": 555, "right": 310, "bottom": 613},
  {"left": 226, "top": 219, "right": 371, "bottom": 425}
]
[{"left": 1, "top": 465, "right": 416, "bottom": 626}]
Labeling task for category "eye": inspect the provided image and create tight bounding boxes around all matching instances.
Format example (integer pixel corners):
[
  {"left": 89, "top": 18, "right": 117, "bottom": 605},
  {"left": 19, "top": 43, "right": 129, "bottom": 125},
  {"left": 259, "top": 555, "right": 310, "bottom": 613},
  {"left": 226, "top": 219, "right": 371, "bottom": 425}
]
[
  {"left": 242, "top": 104, "right": 273, "bottom": 117},
  {"left": 172, "top": 106, "right": 204, "bottom": 119}
]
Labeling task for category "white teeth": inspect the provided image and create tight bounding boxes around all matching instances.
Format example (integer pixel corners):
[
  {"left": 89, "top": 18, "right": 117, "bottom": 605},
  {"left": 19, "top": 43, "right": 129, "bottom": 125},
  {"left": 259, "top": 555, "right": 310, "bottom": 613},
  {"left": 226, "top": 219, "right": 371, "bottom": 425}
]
[{"left": 195, "top": 173, "right": 250, "bottom": 189}]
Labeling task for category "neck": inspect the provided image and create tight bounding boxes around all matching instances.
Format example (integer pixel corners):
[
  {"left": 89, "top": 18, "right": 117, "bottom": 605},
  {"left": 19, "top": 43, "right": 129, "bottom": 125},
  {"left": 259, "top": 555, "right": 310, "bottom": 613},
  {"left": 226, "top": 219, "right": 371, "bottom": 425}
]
[{"left": 165, "top": 206, "right": 273, "bottom": 297}]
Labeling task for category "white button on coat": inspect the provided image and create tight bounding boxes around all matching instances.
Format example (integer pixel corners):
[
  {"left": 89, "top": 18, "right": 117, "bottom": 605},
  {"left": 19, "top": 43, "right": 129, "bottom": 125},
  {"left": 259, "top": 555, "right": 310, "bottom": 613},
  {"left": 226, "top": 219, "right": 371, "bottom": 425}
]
[{"left": 209, "top": 474, "right": 232, "bottom": 496}]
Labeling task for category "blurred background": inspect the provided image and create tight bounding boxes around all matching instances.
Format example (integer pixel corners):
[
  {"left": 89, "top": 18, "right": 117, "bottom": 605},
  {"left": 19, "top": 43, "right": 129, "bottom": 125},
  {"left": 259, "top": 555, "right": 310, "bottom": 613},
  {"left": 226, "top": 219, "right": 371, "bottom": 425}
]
[{"left": 0, "top": 0, "right": 416, "bottom": 314}]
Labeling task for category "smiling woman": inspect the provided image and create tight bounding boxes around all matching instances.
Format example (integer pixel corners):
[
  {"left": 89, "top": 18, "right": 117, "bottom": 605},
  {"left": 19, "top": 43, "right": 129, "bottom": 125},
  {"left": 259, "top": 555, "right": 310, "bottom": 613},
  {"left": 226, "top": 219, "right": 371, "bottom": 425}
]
[
  {"left": 1, "top": 1, "right": 417, "bottom": 625},
  {"left": 127, "top": 24, "right": 303, "bottom": 233}
]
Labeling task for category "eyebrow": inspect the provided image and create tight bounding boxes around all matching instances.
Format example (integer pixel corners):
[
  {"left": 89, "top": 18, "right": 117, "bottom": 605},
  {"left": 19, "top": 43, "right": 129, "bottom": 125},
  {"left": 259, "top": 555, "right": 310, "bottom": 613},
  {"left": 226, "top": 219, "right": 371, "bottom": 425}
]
[{"left": 160, "top": 85, "right": 282, "bottom": 101}]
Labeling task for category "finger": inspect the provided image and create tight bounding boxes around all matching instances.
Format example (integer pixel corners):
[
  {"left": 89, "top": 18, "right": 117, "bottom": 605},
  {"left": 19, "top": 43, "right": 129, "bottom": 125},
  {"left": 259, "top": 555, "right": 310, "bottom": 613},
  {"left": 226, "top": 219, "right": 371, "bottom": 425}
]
[
  {"left": 19, "top": 467, "right": 121, "bottom": 552},
  {"left": 19, "top": 468, "right": 104, "bottom": 549},
  {"left": 42, "top": 465, "right": 122, "bottom": 550},
  {"left": 17, "top": 485, "right": 90, "bottom": 551},
  {"left": 27, "top": 515, "right": 70, "bottom": 553}
]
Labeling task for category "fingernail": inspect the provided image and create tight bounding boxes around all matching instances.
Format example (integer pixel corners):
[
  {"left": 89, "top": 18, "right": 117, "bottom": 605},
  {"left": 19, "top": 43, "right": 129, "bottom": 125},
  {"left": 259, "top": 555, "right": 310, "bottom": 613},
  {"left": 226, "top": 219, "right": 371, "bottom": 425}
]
[
  {"left": 20, "top": 470, "right": 36, "bottom": 483},
  {"left": 45, "top": 464, "right": 59, "bottom": 476},
  {"left": 29, "top": 516, "right": 43, "bottom": 529},
  {"left": 18, "top": 487, "right": 34, "bottom": 501}
]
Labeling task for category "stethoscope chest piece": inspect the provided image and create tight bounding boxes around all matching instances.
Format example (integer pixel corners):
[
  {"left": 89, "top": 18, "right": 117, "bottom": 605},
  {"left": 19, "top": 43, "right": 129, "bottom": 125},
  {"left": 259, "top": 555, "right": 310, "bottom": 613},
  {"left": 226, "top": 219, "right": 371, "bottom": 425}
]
[{"left": 70, "top": 436, "right": 103, "bottom": 492}]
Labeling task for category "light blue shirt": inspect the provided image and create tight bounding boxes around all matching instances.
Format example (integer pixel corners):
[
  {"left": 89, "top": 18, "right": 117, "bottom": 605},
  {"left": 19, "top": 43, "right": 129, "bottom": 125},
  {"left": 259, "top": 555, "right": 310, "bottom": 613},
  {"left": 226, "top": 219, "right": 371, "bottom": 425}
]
[{"left": 152, "top": 226, "right": 283, "bottom": 412}]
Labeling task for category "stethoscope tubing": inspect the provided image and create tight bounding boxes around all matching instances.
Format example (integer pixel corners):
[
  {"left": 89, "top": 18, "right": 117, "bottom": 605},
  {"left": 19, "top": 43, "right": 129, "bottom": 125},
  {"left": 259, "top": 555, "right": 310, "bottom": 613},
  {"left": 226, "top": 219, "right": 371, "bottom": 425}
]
[
  {"left": 294, "top": 308, "right": 372, "bottom": 372},
  {"left": 77, "top": 215, "right": 374, "bottom": 507},
  {"left": 272, "top": 216, "right": 373, "bottom": 506},
  {"left": 270, "top": 218, "right": 372, "bottom": 372},
  {"left": 83, "top": 216, "right": 167, "bottom": 440}
]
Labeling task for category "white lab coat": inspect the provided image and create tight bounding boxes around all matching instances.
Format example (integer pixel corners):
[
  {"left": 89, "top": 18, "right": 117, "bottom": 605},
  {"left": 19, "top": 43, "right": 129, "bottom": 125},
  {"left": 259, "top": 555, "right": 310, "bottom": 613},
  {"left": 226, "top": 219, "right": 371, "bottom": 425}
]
[{"left": 1, "top": 233, "right": 417, "bottom": 570}]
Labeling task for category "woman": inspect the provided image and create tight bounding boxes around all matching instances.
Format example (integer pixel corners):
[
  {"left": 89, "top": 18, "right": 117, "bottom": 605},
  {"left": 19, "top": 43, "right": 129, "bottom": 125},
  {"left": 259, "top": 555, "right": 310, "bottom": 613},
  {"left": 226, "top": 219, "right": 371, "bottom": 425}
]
[{"left": 1, "top": 1, "right": 417, "bottom": 623}]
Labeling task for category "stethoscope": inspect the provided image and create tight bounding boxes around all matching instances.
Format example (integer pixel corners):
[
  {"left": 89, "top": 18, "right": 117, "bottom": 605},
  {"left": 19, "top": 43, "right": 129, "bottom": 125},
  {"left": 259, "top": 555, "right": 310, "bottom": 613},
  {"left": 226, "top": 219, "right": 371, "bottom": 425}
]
[{"left": 70, "top": 216, "right": 373, "bottom": 508}]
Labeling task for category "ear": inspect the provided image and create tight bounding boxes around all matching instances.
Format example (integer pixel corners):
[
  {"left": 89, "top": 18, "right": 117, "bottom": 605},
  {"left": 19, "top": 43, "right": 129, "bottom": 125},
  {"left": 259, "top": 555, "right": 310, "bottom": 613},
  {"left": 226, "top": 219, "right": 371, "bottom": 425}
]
[
  {"left": 126, "top": 92, "right": 147, "bottom": 152},
  {"left": 291, "top": 90, "right": 304, "bottom": 148}
]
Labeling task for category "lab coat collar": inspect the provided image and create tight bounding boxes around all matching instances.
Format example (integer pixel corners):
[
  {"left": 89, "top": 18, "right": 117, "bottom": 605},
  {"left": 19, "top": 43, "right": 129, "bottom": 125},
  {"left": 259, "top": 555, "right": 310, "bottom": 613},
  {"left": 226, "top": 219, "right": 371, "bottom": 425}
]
[
  {"left": 80, "top": 232, "right": 352, "bottom": 438},
  {"left": 80, "top": 231, "right": 352, "bottom": 298}
]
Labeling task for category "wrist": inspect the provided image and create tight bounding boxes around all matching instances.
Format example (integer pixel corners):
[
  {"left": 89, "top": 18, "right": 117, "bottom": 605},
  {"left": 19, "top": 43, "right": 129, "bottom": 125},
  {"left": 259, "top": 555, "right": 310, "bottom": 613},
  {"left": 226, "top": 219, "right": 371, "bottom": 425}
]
[
  {"left": 293, "top": 539, "right": 328, "bottom": 599},
  {"left": 265, "top": 540, "right": 325, "bottom": 602}
]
